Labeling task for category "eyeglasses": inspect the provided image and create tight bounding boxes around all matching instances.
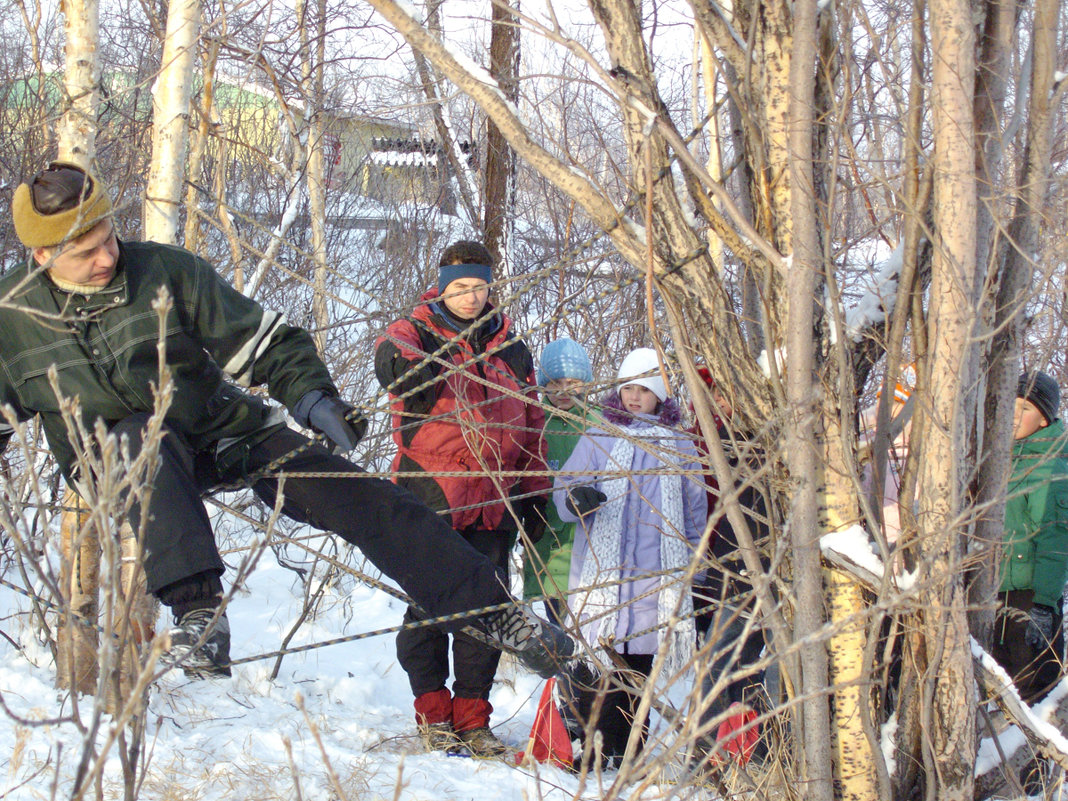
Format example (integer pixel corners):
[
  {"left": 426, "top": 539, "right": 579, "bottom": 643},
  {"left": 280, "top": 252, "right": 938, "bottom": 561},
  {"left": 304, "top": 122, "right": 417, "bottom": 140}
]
[{"left": 29, "top": 162, "right": 95, "bottom": 215}]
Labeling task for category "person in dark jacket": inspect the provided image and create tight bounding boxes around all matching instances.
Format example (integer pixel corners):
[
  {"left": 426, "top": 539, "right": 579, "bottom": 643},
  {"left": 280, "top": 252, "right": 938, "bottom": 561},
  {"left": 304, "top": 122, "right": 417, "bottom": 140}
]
[
  {"left": 374, "top": 240, "right": 549, "bottom": 756},
  {"left": 1, "top": 162, "right": 571, "bottom": 685},
  {"left": 992, "top": 371, "right": 1068, "bottom": 704},
  {"left": 689, "top": 366, "right": 771, "bottom": 765}
]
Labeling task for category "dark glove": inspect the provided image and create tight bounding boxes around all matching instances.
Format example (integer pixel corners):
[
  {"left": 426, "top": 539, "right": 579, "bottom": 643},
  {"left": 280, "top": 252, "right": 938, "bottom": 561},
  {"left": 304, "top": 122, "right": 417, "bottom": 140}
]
[
  {"left": 293, "top": 389, "right": 367, "bottom": 454},
  {"left": 518, "top": 496, "right": 549, "bottom": 544},
  {"left": 1026, "top": 604, "right": 1055, "bottom": 652},
  {"left": 565, "top": 486, "right": 607, "bottom": 518}
]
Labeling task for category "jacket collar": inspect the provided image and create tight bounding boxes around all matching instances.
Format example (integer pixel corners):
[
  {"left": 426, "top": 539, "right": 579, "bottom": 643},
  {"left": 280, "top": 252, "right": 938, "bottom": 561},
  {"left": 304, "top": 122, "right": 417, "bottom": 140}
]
[
  {"left": 24, "top": 243, "right": 131, "bottom": 315},
  {"left": 415, "top": 287, "right": 505, "bottom": 344},
  {"left": 1013, "top": 419, "right": 1067, "bottom": 456}
]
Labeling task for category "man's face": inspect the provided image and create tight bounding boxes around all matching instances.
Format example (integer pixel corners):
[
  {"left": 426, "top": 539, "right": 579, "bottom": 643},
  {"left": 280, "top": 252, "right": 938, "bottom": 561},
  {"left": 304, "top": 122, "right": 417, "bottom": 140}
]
[
  {"left": 33, "top": 219, "right": 119, "bottom": 287},
  {"left": 440, "top": 277, "right": 490, "bottom": 320},
  {"left": 1013, "top": 397, "right": 1049, "bottom": 440},
  {"left": 545, "top": 377, "right": 584, "bottom": 411},
  {"left": 620, "top": 383, "right": 659, "bottom": 415}
]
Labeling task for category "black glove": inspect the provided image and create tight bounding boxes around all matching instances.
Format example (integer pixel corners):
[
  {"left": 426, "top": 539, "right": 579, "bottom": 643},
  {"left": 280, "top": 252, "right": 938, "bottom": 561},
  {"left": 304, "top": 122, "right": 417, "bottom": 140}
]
[
  {"left": 293, "top": 389, "right": 367, "bottom": 454},
  {"left": 1026, "top": 604, "right": 1055, "bottom": 652},
  {"left": 565, "top": 486, "right": 607, "bottom": 518},
  {"left": 519, "top": 496, "right": 549, "bottom": 544}
]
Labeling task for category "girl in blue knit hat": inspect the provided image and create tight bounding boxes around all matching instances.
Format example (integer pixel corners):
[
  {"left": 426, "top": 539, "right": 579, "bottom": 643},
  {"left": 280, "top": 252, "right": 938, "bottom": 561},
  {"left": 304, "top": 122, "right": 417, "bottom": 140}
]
[{"left": 523, "top": 338, "right": 599, "bottom": 625}]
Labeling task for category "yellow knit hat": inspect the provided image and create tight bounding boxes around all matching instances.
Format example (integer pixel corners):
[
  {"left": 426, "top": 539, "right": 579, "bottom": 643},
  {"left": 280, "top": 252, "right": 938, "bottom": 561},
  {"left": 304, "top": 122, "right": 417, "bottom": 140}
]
[{"left": 12, "top": 163, "right": 113, "bottom": 248}]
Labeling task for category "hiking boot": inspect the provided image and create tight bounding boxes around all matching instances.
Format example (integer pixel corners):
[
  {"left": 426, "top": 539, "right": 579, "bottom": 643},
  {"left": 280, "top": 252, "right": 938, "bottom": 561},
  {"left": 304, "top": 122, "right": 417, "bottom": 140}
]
[
  {"left": 479, "top": 606, "right": 575, "bottom": 678},
  {"left": 419, "top": 722, "right": 465, "bottom": 754},
  {"left": 458, "top": 726, "right": 511, "bottom": 758},
  {"left": 163, "top": 608, "right": 231, "bottom": 678}
]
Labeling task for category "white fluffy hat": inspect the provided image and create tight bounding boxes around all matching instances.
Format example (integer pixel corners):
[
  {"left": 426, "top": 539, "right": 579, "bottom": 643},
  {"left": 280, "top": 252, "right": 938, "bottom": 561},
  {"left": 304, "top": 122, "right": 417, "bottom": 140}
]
[{"left": 617, "top": 347, "right": 668, "bottom": 401}]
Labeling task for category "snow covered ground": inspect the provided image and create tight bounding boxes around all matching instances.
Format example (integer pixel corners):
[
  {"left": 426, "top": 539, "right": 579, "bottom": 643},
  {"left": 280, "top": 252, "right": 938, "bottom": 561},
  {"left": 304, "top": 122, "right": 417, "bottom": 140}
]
[{"left": 0, "top": 538, "right": 695, "bottom": 801}]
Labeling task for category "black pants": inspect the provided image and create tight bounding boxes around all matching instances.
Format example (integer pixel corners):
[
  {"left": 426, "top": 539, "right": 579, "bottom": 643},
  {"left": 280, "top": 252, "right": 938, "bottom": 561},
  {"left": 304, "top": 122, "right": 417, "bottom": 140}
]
[
  {"left": 113, "top": 415, "right": 511, "bottom": 630},
  {"left": 395, "top": 529, "right": 511, "bottom": 699},
  {"left": 577, "top": 651, "right": 655, "bottom": 761},
  {"left": 698, "top": 604, "right": 767, "bottom": 727},
  {"left": 992, "top": 590, "right": 1065, "bottom": 705}
]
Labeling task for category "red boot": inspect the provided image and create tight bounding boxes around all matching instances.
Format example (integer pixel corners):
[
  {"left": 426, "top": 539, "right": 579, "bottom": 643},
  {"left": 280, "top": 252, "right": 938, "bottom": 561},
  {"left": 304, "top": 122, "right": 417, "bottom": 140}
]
[
  {"left": 454, "top": 696, "right": 509, "bottom": 757},
  {"left": 414, "top": 688, "right": 460, "bottom": 753},
  {"left": 452, "top": 696, "right": 492, "bottom": 732},
  {"left": 414, "top": 687, "right": 454, "bottom": 726}
]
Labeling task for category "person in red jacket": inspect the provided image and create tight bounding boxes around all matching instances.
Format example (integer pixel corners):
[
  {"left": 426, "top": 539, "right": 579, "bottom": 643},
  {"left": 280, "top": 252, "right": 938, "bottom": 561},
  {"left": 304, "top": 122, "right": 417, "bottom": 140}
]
[{"left": 374, "top": 241, "right": 549, "bottom": 757}]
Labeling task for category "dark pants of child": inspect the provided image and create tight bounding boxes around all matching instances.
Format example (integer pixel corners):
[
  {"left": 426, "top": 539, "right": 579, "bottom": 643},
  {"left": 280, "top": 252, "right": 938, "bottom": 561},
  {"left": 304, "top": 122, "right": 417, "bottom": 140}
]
[
  {"left": 992, "top": 590, "right": 1065, "bottom": 705},
  {"left": 113, "top": 414, "right": 512, "bottom": 630},
  {"left": 576, "top": 650, "right": 655, "bottom": 765},
  {"left": 699, "top": 604, "right": 766, "bottom": 725},
  {"left": 395, "top": 528, "right": 512, "bottom": 732}
]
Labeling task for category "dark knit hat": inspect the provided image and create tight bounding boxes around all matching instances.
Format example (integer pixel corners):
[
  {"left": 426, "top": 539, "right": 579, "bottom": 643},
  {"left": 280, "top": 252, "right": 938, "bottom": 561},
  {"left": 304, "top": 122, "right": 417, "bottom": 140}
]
[
  {"left": 438, "top": 262, "right": 492, "bottom": 295},
  {"left": 1017, "top": 371, "right": 1060, "bottom": 424},
  {"left": 12, "top": 162, "right": 112, "bottom": 248}
]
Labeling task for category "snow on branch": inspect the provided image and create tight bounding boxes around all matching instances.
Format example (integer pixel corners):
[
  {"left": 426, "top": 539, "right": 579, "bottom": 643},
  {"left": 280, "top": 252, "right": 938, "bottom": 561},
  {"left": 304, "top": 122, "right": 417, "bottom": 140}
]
[
  {"left": 843, "top": 242, "right": 904, "bottom": 342},
  {"left": 973, "top": 641, "right": 1068, "bottom": 776}
]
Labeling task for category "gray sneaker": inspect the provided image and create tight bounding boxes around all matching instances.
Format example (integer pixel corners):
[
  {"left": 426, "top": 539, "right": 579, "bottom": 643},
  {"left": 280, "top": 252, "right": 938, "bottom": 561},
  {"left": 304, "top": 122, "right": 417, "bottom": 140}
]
[
  {"left": 163, "top": 608, "right": 231, "bottom": 678},
  {"left": 478, "top": 606, "right": 576, "bottom": 678}
]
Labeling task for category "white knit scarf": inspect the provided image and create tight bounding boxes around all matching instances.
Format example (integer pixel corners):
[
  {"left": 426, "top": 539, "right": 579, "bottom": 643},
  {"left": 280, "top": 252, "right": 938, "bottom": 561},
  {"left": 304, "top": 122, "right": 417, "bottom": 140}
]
[{"left": 574, "top": 424, "right": 695, "bottom": 675}]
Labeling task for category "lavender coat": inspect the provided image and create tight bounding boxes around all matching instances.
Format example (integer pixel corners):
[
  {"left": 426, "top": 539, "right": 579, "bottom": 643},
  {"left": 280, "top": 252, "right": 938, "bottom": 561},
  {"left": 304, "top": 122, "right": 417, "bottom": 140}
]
[{"left": 553, "top": 395, "right": 707, "bottom": 654}]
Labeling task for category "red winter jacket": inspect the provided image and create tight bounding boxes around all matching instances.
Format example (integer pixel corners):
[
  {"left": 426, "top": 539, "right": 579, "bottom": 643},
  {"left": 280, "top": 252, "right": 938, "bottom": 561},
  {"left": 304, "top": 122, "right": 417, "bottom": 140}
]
[{"left": 373, "top": 289, "right": 549, "bottom": 531}]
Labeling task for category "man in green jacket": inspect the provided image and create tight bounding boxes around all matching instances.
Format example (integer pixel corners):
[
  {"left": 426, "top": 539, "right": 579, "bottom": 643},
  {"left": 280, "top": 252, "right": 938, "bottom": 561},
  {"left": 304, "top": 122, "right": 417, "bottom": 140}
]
[
  {"left": 2, "top": 161, "right": 572, "bottom": 680},
  {"left": 994, "top": 370, "right": 1068, "bottom": 703}
]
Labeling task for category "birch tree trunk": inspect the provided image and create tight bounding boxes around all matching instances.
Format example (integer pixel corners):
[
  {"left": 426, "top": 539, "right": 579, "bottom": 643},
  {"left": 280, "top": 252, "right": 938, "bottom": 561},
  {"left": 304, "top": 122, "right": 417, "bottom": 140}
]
[
  {"left": 55, "top": 0, "right": 101, "bottom": 696},
  {"left": 911, "top": 0, "right": 980, "bottom": 795},
  {"left": 298, "top": 0, "right": 329, "bottom": 354},
  {"left": 57, "top": 0, "right": 99, "bottom": 166},
  {"left": 57, "top": 494, "right": 98, "bottom": 694},
  {"left": 144, "top": 0, "right": 201, "bottom": 242}
]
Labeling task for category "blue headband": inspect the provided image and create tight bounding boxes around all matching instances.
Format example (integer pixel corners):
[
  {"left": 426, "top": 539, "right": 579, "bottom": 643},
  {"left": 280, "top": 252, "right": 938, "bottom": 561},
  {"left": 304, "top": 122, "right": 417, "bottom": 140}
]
[{"left": 438, "top": 262, "right": 493, "bottom": 295}]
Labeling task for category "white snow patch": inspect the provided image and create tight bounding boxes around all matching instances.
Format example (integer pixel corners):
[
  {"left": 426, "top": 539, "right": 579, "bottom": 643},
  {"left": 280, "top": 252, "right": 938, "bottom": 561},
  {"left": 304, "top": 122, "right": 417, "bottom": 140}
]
[
  {"left": 756, "top": 347, "right": 785, "bottom": 379},
  {"left": 820, "top": 524, "right": 886, "bottom": 578},
  {"left": 973, "top": 641, "right": 1068, "bottom": 776},
  {"left": 880, "top": 711, "right": 898, "bottom": 774},
  {"left": 843, "top": 242, "right": 904, "bottom": 342}
]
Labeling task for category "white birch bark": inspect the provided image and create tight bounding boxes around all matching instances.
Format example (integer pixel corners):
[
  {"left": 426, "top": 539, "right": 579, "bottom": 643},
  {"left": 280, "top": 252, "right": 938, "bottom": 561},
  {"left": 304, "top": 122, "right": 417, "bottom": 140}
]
[
  {"left": 298, "top": 0, "right": 329, "bottom": 354},
  {"left": 144, "top": 0, "right": 202, "bottom": 244},
  {"left": 57, "top": 0, "right": 100, "bottom": 166}
]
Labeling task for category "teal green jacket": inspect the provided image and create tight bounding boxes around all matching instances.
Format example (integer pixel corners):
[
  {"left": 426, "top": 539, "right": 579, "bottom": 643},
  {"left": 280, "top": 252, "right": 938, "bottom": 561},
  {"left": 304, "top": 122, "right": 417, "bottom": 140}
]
[
  {"left": 0, "top": 240, "right": 335, "bottom": 479},
  {"left": 999, "top": 419, "right": 1068, "bottom": 607},
  {"left": 522, "top": 402, "right": 599, "bottom": 599}
]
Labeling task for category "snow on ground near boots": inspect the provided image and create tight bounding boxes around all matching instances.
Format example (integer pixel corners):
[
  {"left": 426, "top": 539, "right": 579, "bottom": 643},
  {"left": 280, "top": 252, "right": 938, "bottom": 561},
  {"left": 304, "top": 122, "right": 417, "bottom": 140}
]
[{"left": 0, "top": 554, "right": 692, "bottom": 800}]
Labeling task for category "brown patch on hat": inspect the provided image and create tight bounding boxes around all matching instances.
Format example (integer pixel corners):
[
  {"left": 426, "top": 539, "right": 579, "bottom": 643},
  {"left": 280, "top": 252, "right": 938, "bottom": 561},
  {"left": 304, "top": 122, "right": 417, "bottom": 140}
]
[{"left": 12, "top": 173, "right": 113, "bottom": 249}]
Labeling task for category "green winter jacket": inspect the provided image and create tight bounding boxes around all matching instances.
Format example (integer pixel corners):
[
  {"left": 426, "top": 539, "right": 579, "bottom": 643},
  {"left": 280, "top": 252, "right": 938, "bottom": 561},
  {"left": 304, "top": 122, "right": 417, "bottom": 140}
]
[
  {"left": 0, "top": 240, "right": 336, "bottom": 480},
  {"left": 999, "top": 419, "right": 1068, "bottom": 608},
  {"left": 522, "top": 401, "right": 599, "bottom": 599}
]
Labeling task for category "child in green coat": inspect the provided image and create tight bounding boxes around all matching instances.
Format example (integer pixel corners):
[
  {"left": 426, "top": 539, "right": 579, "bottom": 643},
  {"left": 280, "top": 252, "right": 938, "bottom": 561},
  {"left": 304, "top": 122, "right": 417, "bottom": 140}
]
[
  {"left": 994, "top": 370, "right": 1068, "bottom": 703},
  {"left": 523, "top": 338, "right": 598, "bottom": 626}
]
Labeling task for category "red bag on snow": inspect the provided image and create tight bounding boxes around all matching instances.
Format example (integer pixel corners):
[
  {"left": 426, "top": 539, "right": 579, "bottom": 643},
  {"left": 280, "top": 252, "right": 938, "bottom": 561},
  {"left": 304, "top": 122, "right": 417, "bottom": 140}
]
[
  {"left": 716, "top": 704, "right": 760, "bottom": 765},
  {"left": 517, "top": 678, "right": 574, "bottom": 769}
]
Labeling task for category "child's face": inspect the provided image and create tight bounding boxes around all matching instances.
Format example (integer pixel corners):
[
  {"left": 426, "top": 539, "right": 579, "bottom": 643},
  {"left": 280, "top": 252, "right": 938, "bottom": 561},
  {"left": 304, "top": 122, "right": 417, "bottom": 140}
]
[
  {"left": 710, "top": 385, "right": 733, "bottom": 419},
  {"left": 1013, "top": 397, "right": 1049, "bottom": 440},
  {"left": 545, "top": 378, "right": 584, "bottom": 410},
  {"left": 620, "top": 383, "right": 659, "bottom": 415}
]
